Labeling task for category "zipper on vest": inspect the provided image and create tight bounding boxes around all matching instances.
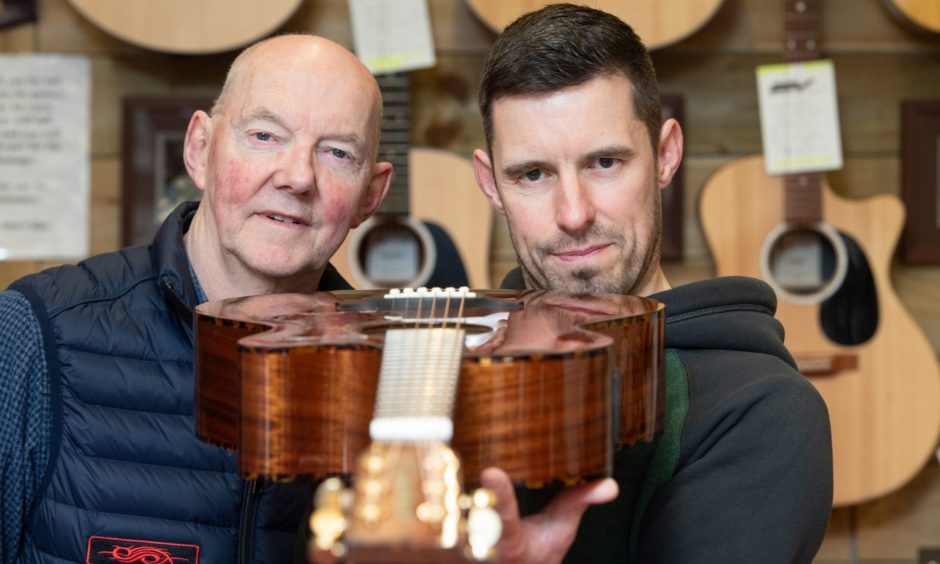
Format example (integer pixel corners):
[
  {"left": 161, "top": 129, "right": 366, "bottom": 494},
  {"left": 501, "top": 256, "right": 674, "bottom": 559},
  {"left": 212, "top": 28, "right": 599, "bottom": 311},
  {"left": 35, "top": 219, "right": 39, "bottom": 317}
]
[{"left": 237, "top": 478, "right": 263, "bottom": 563}]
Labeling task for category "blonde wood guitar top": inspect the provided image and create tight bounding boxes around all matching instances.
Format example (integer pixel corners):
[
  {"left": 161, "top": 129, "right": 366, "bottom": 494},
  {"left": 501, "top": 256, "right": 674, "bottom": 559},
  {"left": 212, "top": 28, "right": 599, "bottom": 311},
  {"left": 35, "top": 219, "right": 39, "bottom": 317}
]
[
  {"left": 700, "top": 155, "right": 940, "bottom": 506},
  {"left": 333, "top": 148, "right": 493, "bottom": 289},
  {"left": 886, "top": 0, "right": 940, "bottom": 33},
  {"left": 66, "top": 0, "right": 302, "bottom": 54},
  {"left": 465, "top": 0, "right": 724, "bottom": 50}
]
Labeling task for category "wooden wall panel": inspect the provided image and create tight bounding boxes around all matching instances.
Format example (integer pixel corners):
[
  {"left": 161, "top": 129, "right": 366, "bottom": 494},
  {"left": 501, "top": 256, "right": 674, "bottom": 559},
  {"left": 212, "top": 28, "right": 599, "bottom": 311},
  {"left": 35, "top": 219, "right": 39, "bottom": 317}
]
[
  {"left": 856, "top": 462, "right": 940, "bottom": 559},
  {"left": 0, "top": 16, "right": 33, "bottom": 51},
  {"left": 655, "top": 53, "right": 940, "bottom": 156}
]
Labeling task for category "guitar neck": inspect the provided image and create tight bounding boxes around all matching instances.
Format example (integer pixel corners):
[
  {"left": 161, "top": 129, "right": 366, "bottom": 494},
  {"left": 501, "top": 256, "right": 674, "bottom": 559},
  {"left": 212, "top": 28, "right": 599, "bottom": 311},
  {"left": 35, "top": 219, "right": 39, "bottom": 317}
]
[
  {"left": 376, "top": 73, "right": 412, "bottom": 216},
  {"left": 783, "top": 0, "right": 821, "bottom": 63},
  {"left": 370, "top": 326, "right": 466, "bottom": 442},
  {"left": 782, "top": 0, "right": 824, "bottom": 223}
]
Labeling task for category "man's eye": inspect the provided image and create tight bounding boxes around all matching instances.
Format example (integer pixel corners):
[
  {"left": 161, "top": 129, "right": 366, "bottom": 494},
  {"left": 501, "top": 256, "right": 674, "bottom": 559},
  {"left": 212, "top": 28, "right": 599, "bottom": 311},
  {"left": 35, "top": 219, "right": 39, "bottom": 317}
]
[
  {"left": 597, "top": 157, "right": 614, "bottom": 168},
  {"left": 524, "top": 169, "right": 542, "bottom": 182},
  {"left": 331, "top": 148, "right": 348, "bottom": 159},
  {"left": 253, "top": 132, "right": 273, "bottom": 142}
]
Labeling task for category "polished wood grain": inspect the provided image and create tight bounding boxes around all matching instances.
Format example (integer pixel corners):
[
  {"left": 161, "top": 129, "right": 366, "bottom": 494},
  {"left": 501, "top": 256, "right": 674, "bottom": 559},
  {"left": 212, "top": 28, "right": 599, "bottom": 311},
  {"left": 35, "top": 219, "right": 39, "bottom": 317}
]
[
  {"left": 194, "top": 289, "right": 664, "bottom": 484},
  {"left": 699, "top": 155, "right": 940, "bottom": 506},
  {"left": 464, "top": 0, "right": 724, "bottom": 50}
]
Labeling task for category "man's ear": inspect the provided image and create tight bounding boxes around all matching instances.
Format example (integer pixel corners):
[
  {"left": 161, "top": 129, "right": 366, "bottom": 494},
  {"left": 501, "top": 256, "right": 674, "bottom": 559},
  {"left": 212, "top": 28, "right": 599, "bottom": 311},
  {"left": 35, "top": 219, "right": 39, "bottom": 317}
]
[
  {"left": 657, "top": 118, "right": 684, "bottom": 189},
  {"left": 472, "top": 148, "right": 506, "bottom": 215},
  {"left": 352, "top": 161, "right": 393, "bottom": 228},
  {"left": 183, "top": 110, "right": 213, "bottom": 191}
]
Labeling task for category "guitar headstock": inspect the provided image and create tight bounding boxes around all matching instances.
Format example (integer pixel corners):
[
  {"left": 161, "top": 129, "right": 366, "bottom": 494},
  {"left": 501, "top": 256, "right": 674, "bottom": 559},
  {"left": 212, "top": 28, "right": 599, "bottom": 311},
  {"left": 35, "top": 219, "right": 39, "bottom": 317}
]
[{"left": 309, "top": 441, "right": 501, "bottom": 563}]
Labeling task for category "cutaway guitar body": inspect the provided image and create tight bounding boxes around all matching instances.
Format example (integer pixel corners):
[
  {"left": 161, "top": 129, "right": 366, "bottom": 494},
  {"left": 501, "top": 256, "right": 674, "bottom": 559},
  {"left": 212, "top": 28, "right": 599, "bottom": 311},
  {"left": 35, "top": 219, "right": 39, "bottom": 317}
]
[{"left": 700, "top": 155, "right": 940, "bottom": 506}]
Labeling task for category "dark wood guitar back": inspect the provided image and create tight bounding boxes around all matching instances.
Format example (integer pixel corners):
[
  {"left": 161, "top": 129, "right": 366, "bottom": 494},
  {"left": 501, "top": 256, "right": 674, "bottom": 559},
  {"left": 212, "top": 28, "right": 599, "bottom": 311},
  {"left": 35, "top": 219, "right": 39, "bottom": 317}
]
[{"left": 194, "top": 289, "right": 664, "bottom": 486}]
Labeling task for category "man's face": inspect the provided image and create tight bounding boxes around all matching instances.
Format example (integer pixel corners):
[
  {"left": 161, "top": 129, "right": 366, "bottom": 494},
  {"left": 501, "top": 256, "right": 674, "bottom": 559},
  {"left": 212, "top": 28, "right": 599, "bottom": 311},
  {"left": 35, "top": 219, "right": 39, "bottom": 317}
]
[
  {"left": 188, "top": 40, "right": 387, "bottom": 282},
  {"left": 474, "top": 74, "right": 681, "bottom": 296}
]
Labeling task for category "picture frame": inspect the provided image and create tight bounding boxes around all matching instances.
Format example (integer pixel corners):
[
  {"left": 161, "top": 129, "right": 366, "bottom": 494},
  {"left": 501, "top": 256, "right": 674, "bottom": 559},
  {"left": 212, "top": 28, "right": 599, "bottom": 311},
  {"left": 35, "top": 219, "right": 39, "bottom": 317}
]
[
  {"left": 122, "top": 96, "right": 213, "bottom": 247},
  {"left": 660, "top": 94, "right": 684, "bottom": 261},
  {"left": 0, "top": 0, "right": 36, "bottom": 28},
  {"left": 900, "top": 100, "right": 940, "bottom": 264}
]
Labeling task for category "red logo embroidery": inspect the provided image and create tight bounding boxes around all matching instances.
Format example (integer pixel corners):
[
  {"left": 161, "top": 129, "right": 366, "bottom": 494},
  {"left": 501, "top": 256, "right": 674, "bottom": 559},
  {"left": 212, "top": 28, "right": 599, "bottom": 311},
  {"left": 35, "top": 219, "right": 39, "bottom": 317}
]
[{"left": 86, "top": 537, "right": 199, "bottom": 564}]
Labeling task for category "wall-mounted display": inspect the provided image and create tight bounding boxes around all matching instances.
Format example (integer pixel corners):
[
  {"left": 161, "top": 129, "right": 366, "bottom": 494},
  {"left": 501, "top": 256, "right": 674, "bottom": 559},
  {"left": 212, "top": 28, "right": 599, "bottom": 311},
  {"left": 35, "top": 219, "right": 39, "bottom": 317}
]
[
  {"left": 0, "top": 0, "right": 36, "bottom": 29},
  {"left": 901, "top": 100, "right": 940, "bottom": 264},
  {"left": 121, "top": 97, "right": 212, "bottom": 247}
]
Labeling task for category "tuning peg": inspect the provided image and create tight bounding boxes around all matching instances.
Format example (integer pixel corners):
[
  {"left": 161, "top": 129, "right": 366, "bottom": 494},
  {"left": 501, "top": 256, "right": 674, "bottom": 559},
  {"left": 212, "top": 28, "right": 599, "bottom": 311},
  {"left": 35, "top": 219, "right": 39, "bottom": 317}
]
[
  {"left": 464, "top": 487, "right": 501, "bottom": 561},
  {"left": 309, "top": 477, "right": 349, "bottom": 554}
]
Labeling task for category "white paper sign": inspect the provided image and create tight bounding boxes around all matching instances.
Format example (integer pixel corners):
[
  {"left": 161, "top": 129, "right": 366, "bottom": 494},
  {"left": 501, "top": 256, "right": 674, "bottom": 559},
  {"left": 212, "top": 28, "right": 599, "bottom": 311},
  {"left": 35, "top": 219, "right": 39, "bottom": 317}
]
[
  {"left": 348, "top": 0, "right": 436, "bottom": 74},
  {"left": 756, "top": 60, "right": 843, "bottom": 175},
  {"left": 0, "top": 54, "right": 90, "bottom": 260}
]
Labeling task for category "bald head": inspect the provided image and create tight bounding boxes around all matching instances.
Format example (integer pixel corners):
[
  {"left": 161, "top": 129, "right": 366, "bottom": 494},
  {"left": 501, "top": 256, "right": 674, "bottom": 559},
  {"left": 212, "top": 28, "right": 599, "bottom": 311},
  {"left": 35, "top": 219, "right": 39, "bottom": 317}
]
[
  {"left": 181, "top": 33, "right": 394, "bottom": 300},
  {"left": 212, "top": 34, "right": 383, "bottom": 157}
]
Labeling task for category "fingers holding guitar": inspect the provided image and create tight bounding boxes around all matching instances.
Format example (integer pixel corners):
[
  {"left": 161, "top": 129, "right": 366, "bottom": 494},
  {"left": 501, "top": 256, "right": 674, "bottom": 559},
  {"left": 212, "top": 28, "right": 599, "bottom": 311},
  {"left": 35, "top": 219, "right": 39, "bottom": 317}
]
[{"left": 308, "top": 449, "right": 502, "bottom": 562}]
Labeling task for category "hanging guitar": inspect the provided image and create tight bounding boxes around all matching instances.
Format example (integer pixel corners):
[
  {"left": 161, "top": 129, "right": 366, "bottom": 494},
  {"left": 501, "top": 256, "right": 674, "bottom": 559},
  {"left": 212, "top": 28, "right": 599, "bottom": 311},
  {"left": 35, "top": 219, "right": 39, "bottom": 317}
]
[
  {"left": 884, "top": 0, "right": 940, "bottom": 34},
  {"left": 193, "top": 287, "right": 665, "bottom": 558},
  {"left": 332, "top": 73, "right": 493, "bottom": 290},
  {"left": 64, "top": 0, "right": 301, "bottom": 54},
  {"left": 464, "top": 0, "right": 725, "bottom": 50},
  {"left": 699, "top": 0, "right": 940, "bottom": 506}
]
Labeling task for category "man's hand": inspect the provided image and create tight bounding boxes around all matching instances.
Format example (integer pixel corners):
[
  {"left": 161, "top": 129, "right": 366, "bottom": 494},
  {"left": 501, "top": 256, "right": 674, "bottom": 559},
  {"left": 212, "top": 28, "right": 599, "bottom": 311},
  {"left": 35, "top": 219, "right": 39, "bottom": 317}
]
[{"left": 480, "top": 467, "right": 619, "bottom": 564}]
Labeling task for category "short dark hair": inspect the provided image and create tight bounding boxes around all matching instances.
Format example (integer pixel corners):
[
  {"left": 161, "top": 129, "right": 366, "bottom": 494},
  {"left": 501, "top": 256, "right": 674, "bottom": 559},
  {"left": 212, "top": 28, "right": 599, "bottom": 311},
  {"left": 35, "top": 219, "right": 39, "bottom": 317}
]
[{"left": 478, "top": 3, "right": 662, "bottom": 153}]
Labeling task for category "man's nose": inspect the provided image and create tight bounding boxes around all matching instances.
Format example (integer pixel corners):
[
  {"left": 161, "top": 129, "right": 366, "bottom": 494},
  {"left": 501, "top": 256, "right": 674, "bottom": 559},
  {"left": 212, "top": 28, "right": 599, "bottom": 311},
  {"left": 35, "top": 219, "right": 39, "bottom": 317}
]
[
  {"left": 555, "top": 173, "right": 596, "bottom": 233},
  {"left": 273, "top": 143, "right": 315, "bottom": 193}
]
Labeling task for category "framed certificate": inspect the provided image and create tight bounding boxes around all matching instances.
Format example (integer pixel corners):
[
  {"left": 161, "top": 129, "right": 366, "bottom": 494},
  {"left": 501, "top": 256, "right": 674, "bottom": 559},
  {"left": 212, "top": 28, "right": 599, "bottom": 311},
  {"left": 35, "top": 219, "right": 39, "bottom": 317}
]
[
  {"left": 121, "top": 96, "right": 212, "bottom": 246},
  {"left": 900, "top": 100, "right": 940, "bottom": 264}
]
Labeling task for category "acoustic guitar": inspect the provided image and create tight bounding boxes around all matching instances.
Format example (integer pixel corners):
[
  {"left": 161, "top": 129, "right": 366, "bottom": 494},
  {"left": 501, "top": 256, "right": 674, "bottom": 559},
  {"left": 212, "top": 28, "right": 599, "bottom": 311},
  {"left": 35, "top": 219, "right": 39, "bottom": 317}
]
[
  {"left": 65, "top": 0, "right": 301, "bottom": 54},
  {"left": 884, "top": 0, "right": 940, "bottom": 34},
  {"left": 464, "top": 0, "right": 725, "bottom": 50},
  {"left": 194, "top": 287, "right": 663, "bottom": 560},
  {"left": 699, "top": 0, "right": 940, "bottom": 506},
  {"left": 332, "top": 74, "right": 493, "bottom": 290},
  {"left": 194, "top": 287, "right": 664, "bottom": 478},
  {"left": 307, "top": 286, "right": 500, "bottom": 562}
]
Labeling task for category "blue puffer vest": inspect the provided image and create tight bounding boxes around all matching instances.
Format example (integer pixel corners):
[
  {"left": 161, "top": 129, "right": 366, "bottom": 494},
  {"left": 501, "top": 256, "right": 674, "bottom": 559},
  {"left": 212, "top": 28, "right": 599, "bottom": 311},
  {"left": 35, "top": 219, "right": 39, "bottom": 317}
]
[{"left": 11, "top": 202, "right": 348, "bottom": 563}]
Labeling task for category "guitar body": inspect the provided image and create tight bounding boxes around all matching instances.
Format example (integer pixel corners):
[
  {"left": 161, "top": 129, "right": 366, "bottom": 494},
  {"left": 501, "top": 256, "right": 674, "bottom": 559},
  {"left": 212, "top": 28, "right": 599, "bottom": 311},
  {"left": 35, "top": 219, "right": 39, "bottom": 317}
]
[
  {"left": 700, "top": 155, "right": 940, "bottom": 506},
  {"left": 333, "top": 148, "right": 493, "bottom": 289},
  {"left": 465, "top": 0, "right": 725, "bottom": 49},
  {"left": 885, "top": 0, "right": 940, "bottom": 34},
  {"left": 66, "top": 0, "right": 301, "bottom": 54},
  {"left": 194, "top": 289, "right": 664, "bottom": 486}
]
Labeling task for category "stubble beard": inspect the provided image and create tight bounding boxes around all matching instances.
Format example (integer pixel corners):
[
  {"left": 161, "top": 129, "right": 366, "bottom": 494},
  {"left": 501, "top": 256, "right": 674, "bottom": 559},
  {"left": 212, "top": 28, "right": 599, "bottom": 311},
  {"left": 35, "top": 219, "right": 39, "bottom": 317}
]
[{"left": 512, "top": 191, "right": 662, "bottom": 296}]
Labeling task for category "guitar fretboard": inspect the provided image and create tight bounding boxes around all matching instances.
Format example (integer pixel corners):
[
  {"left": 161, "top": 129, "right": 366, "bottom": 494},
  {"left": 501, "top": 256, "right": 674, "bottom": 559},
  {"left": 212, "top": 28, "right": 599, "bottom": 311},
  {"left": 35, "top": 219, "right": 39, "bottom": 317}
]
[
  {"left": 370, "top": 327, "right": 466, "bottom": 442},
  {"left": 376, "top": 73, "right": 411, "bottom": 215},
  {"left": 782, "top": 0, "right": 824, "bottom": 223},
  {"left": 783, "top": 0, "right": 820, "bottom": 63}
]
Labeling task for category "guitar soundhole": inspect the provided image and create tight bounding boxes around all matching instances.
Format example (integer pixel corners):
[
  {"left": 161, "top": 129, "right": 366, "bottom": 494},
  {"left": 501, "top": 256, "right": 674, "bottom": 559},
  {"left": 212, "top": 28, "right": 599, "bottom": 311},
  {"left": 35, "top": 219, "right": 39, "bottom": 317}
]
[
  {"left": 358, "top": 221, "right": 425, "bottom": 287},
  {"left": 761, "top": 223, "right": 847, "bottom": 305}
]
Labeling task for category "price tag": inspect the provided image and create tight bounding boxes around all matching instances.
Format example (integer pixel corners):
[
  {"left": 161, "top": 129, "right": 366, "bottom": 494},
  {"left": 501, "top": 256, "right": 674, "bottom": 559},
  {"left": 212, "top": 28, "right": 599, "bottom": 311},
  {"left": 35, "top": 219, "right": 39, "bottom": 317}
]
[
  {"left": 348, "top": 0, "right": 436, "bottom": 75},
  {"left": 757, "top": 59, "right": 843, "bottom": 175}
]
